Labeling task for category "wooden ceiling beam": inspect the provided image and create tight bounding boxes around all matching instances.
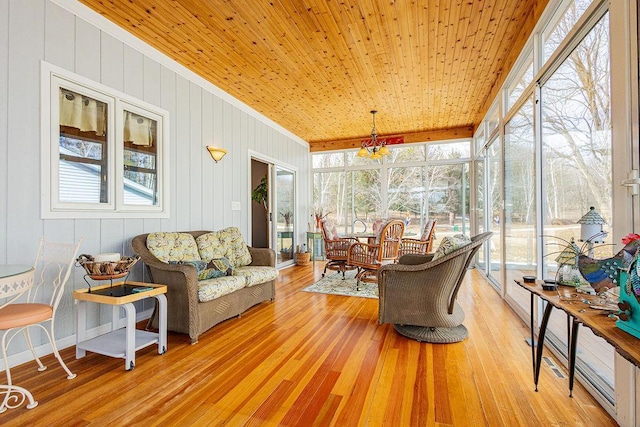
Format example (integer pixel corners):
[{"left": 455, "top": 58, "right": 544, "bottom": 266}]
[{"left": 309, "top": 125, "right": 474, "bottom": 152}]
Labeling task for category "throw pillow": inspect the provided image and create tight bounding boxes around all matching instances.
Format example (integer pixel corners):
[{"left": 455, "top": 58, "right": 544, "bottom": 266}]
[
  {"left": 168, "top": 260, "right": 223, "bottom": 280},
  {"left": 147, "top": 232, "right": 201, "bottom": 263},
  {"left": 322, "top": 220, "right": 340, "bottom": 240},
  {"left": 207, "top": 257, "right": 235, "bottom": 276},
  {"left": 432, "top": 234, "right": 472, "bottom": 260},
  {"left": 196, "top": 227, "right": 252, "bottom": 267}
]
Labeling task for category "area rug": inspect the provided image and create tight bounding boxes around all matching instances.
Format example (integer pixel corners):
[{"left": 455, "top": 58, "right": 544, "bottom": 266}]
[{"left": 302, "top": 270, "right": 378, "bottom": 299}]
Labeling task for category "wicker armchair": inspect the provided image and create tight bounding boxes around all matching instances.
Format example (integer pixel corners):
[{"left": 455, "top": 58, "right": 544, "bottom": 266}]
[
  {"left": 377, "top": 231, "right": 493, "bottom": 343},
  {"left": 320, "top": 220, "right": 358, "bottom": 278},
  {"left": 347, "top": 220, "right": 404, "bottom": 289},
  {"left": 399, "top": 219, "right": 437, "bottom": 256}
]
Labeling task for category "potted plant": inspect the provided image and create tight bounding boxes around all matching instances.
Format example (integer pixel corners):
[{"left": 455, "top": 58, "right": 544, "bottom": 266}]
[{"left": 252, "top": 175, "right": 268, "bottom": 211}]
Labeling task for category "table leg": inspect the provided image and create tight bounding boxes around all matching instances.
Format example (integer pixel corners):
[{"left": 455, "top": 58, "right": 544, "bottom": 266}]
[
  {"left": 566, "top": 313, "right": 571, "bottom": 356},
  {"left": 156, "top": 294, "right": 167, "bottom": 354},
  {"left": 534, "top": 300, "right": 554, "bottom": 392},
  {"left": 123, "top": 303, "right": 136, "bottom": 370},
  {"left": 569, "top": 317, "right": 580, "bottom": 397},
  {"left": 76, "top": 300, "right": 87, "bottom": 359},
  {"left": 112, "top": 305, "right": 119, "bottom": 331},
  {"left": 529, "top": 293, "right": 536, "bottom": 381}
]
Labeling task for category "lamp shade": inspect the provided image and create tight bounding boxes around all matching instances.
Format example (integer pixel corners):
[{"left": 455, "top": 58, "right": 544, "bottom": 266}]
[{"left": 206, "top": 146, "right": 227, "bottom": 162}]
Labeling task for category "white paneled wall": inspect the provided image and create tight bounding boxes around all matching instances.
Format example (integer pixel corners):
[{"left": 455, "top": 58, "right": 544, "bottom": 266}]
[{"left": 0, "top": 0, "right": 309, "bottom": 363}]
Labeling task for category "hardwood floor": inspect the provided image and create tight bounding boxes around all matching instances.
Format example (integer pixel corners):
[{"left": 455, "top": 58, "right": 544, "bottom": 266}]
[{"left": 3, "top": 263, "right": 616, "bottom": 426}]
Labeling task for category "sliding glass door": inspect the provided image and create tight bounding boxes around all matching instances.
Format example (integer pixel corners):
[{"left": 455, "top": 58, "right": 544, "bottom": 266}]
[
  {"left": 487, "top": 137, "right": 503, "bottom": 290},
  {"left": 540, "top": 10, "right": 615, "bottom": 402},
  {"left": 274, "top": 166, "right": 296, "bottom": 266},
  {"left": 504, "top": 95, "right": 536, "bottom": 313}
]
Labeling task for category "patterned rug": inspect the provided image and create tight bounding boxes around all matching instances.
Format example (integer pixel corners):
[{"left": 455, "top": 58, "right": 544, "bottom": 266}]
[{"left": 302, "top": 269, "right": 378, "bottom": 299}]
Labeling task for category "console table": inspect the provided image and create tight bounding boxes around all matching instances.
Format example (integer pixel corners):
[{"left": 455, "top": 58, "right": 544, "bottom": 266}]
[
  {"left": 515, "top": 280, "right": 640, "bottom": 396},
  {"left": 74, "top": 281, "right": 167, "bottom": 371},
  {"left": 306, "top": 231, "right": 324, "bottom": 266}
]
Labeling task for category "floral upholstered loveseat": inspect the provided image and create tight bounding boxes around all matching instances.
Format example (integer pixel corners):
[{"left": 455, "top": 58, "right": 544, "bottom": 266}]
[{"left": 131, "top": 228, "right": 278, "bottom": 343}]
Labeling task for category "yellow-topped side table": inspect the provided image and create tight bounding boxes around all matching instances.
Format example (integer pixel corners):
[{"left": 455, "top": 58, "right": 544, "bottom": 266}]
[{"left": 74, "top": 281, "right": 167, "bottom": 371}]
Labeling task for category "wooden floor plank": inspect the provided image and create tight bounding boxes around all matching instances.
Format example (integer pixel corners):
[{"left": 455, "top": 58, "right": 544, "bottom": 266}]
[{"left": 1, "top": 263, "right": 617, "bottom": 426}]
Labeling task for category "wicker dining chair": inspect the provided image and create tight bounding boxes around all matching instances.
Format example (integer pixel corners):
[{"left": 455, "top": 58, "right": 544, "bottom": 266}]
[
  {"left": 347, "top": 220, "right": 404, "bottom": 290},
  {"left": 320, "top": 219, "right": 358, "bottom": 279},
  {"left": 399, "top": 219, "right": 437, "bottom": 256},
  {"left": 377, "top": 232, "right": 492, "bottom": 343}
]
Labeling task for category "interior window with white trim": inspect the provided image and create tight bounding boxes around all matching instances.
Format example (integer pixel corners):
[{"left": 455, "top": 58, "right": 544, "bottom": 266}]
[{"left": 42, "top": 65, "right": 169, "bottom": 218}]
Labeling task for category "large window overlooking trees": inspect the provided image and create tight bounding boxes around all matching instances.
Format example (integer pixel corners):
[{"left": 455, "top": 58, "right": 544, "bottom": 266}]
[
  {"left": 312, "top": 141, "right": 471, "bottom": 240},
  {"left": 504, "top": 96, "right": 536, "bottom": 313},
  {"left": 541, "top": 10, "right": 614, "bottom": 401},
  {"left": 475, "top": 0, "right": 617, "bottom": 409}
]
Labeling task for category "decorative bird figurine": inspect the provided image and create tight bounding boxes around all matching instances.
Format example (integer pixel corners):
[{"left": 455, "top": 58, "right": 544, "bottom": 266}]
[
  {"left": 627, "top": 249, "right": 640, "bottom": 304},
  {"left": 578, "top": 239, "right": 640, "bottom": 293}
]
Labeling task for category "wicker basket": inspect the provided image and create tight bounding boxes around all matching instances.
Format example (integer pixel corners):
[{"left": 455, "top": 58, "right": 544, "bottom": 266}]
[
  {"left": 76, "top": 254, "right": 140, "bottom": 279},
  {"left": 296, "top": 252, "right": 311, "bottom": 266}
]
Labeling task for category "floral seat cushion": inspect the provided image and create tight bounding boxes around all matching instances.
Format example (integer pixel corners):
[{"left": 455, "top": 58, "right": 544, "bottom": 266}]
[
  {"left": 234, "top": 266, "right": 279, "bottom": 287},
  {"left": 147, "top": 232, "right": 201, "bottom": 263},
  {"left": 197, "top": 275, "right": 246, "bottom": 302},
  {"left": 196, "top": 227, "right": 253, "bottom": 267},
  {"left": 321, "top": 220, "right": 340, "bottom": 240}
]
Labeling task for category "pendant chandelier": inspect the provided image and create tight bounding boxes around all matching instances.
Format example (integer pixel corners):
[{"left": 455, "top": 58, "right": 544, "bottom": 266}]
[{"left": 357, "top": 110, "right": 390, "bottom": 159}]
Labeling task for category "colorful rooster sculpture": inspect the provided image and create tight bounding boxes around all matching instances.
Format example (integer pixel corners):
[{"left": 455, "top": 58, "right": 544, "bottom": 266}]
[
  {"left": 627, "top": 249, "right": 640, "bottom": 304},
  {"left": 578, "top": 238, "right": 640, "bottom": 293}
]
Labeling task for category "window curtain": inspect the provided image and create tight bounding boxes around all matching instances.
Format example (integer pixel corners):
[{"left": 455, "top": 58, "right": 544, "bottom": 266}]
[
  {"left": 59, "top": 89, "right": 106, "bottom": 136},
  {"left": 123, "top": 111, "right": 153, "bottom": 147}
]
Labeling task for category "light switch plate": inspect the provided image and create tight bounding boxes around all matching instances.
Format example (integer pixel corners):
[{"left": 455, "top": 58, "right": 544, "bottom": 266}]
[{"left": 231, "top": 201, "right": 241, "bottom": 211}]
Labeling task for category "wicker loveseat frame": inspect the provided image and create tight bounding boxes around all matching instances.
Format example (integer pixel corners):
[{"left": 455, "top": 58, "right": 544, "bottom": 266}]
[
  {"left": 377, "top": 232, "right": 493, "bottom": 343},
  {"left": 131, "top": 231, "right": 276, "bottom": 344}
]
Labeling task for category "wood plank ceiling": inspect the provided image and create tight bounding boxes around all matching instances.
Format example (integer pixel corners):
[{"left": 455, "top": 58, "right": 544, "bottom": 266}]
[{"left": 78, "top": 0, "right": 549, "bottom": 151}]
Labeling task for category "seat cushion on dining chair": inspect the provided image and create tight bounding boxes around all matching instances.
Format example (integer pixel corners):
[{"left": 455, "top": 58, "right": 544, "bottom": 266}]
[
  {"left": 421, "top": 219, "right": 436, "bottom": 241},
  {"left": 0, "top": 303, "right": 52, "bottom": 329},
  {"left": 322, "top": 220, "right": 340, "bottom": 240}
]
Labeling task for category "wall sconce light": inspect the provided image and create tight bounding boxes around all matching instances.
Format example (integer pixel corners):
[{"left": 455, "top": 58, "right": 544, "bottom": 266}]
[{"left": 206, "top": 146, "right": 227, "bottom": 163}]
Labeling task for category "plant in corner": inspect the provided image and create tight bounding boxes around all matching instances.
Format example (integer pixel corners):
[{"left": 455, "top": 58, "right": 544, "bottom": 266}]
[{"left": 252, "top": 175, "right": 268, "bottom": 212}]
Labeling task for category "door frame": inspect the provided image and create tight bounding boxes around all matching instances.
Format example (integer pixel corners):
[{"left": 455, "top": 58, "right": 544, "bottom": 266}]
[{"left": 248, "top": 150, "right": 299, "bottom": 268}]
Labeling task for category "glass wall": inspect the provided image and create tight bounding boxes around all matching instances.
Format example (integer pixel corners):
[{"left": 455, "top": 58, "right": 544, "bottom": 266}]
[
  {"left": 504, "top": 96, "right": 537, "bottom": 312},
  {"left": 312, "top": 142, "right": 472, "bottom": 244},
  {"left": 473, "top": 0, "right": 619, "bottom": 409},
  {"left": 427, "top": 163, "right": 470, "bottom": 238},
  {"left": 350, "top": 169, "right": 383, "bottom": 232},
  {"left": 487, "top": 138, "right": 503, "bottom": 289},
  {"left": 541, "top": 11, "right": 614, "bottom": 400}
]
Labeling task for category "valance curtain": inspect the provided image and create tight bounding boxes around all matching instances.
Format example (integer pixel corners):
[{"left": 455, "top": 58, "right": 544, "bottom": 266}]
[
  {"left": 59, "top": 89, "right": 154, "bottom": 147},
  {"left": 59, "top": 89, "right": 106, "bottom": 136},
  {"left": 123, "top": 111, "right": 153, "bottom": 147}
]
